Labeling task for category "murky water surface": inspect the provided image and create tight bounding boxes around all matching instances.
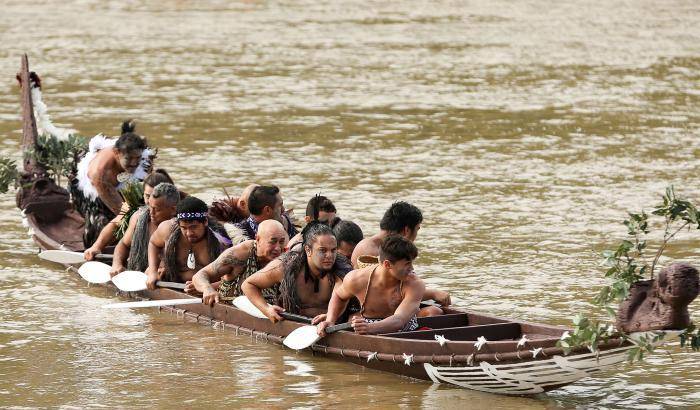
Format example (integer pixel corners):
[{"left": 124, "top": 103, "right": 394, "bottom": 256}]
[{"left": 1, "top": 0, "right": 700, "bottom": 408}]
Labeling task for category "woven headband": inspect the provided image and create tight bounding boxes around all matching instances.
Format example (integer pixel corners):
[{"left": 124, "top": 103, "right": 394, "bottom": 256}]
[{"left": 177, "top": 212, "right": 207, "bottom": 220}]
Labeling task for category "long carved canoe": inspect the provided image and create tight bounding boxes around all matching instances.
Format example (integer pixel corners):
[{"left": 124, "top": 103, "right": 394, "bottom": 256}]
[{"left": 15, "top": 55, "right": 672, "bottom": 395}]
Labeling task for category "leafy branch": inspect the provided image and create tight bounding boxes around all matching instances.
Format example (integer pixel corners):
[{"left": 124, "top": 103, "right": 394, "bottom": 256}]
[
  {"left": 557, "top": 186, "right": 700, "bottom": 360},
  {"left": 25, "top": 133, "right": 87, "bottom": 185},
  {"left": 0, "top": 157, "right": 19, "bottom": 194},
  {"left": 114, "top": 181, "right": 145, "bottom": 241}
]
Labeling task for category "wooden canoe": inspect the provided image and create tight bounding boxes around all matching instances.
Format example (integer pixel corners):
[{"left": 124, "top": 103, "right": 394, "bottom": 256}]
[{"left": 15, "top": 55, "right": 671, "bottom": 395}]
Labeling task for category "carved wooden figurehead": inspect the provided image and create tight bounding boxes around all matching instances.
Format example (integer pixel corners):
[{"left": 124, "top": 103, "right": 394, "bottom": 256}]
[{"left": 616, "top": 263, "right": 699, "bottom": 333}]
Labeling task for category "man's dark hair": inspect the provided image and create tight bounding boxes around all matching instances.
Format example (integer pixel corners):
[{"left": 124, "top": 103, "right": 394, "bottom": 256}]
[
  {"left": 379, "top": 201, "right": 423, "bottom": 233},
  {"left": 115, "top": 133, "right": 147, "bottom": 154},
  {"left": 333, "top": 220, "right": 363, "bottom": 246},
  {"left": 306, "top": 195, "right": 336, "bottom": 218},
  {"left": 248, "top": 185, "right": 280, "bottom": 216},
  {"left": 144, "top": 168, "right": 174, "bottom": 188},
  {"left": 379, "top": 234, "right": 418, "bottom": 263},
  {"left": 177, "top": 195, "right": 208, "bottom": 216},
  {"left": 115, "top": 120, "right": 147, "bottom": 154}
]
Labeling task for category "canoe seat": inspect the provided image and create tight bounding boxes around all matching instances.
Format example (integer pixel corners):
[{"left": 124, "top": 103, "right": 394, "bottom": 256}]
[{"left": 381, "top": 322, "right": 521, "bottom": 341}]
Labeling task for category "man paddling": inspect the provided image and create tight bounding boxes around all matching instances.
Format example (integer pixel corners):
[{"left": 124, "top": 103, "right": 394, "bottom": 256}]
[
  {"left": 193, "top": 219, "right": 289, "bottom": 306},
  {"left": 228, "top": 185, "right": 297, "bottom": 244},
  {"left": 318, "top": 235, "right": 424, "bottom": 335},
  {"left": 351, "top": 201, "right": 450, "bottom": 315},
  {"left": 241, "top": 222, "right": 351, "bottom": 321},
  {"left": 145, "top": 196, "right": 231, "bottom": 290},
  {"left": 110, "top": 182, "right": 179, "bottom": 277}
]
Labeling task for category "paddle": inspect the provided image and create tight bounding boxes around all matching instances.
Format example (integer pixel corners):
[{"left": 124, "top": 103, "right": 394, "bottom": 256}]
[
  {"left": 232, "top": 296, "right": 312, "bottom": 323},
  {"left": 77, "top": 262, "right": 185, "bottom": 291},
  {"left": 283, "top": 321, "right": 353, "bottom": 350},
  {"left": 102, "top": 298, "right": 202, "bottom": 309},
  {"left": 110, "top": 270, "right": 186, "bottom": 292},
  {"left": 39, "top": 250, "right": 112, "bottom": 264},
  {"left": 78, "top": 261, "right": 112, "bottom": 283}
]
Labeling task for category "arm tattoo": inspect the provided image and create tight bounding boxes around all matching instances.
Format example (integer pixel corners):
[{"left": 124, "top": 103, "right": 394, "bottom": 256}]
[{"left": 213, "top": 255, "right": 247, "bottom": 275}]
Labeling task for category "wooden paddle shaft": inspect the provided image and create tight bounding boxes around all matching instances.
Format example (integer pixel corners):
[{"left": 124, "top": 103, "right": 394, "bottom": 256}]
[
  {"left": 326, "top": 322, "right": 353, "bottom": 334},
  {"left": 155, "top": 281, "right": 186, "bottom": 290},
  {"left": 279, "top": 312, "right": 313, "bottom": 324}
]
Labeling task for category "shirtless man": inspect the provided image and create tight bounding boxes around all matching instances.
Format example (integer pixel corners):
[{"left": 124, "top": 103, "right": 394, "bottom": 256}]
[
  {"left": 318, "top": 235, "right": 424, "bottom": 335},
  {"left": 109, "top": 182, "right": 179, "bottom": 276},
  {"left": 71, "top": 121, "right": 153, "bottom": 246},
  {"left": 241, "top": 222, "right": 351, "bottom": 322},
  {"left": 145, "top": 196, "right": 230, "bottom": 290},
  {"left": 84, "top": 169, "right": 174, "bottom": 261},
  {"left": 350, "top": 201, "right": 450, "bottom": 314},
  {"left": 193, "top": 220, "right": 288, "bottom": 306}
]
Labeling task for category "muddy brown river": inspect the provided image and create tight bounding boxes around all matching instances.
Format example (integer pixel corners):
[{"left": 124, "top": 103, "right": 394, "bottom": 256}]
[{"left": 1, "top": 1, "right": 700, "bottom": 408}]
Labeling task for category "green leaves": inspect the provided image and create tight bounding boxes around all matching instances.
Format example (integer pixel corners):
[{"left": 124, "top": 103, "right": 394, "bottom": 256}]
[
  {"left": 652, "top": 185, "right": 700, "bottom": 229},
  {"left": 114, "top": 181, "right": 145, "bottom": 241},
  {"left": 557, "top": 317, "right": 616, "bottom": 356},
  {"left": 679, "top": 323, "right": 700, "bottom": 350},
  {"left": 26, "top": 133, "right": 87, "bottom": 185},
  {"left": 0, "top": 157, "right": 19, "bottom": 194}
]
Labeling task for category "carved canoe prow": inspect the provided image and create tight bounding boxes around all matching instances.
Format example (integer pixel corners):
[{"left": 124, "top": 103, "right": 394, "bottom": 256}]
[
  {"left": 16, "top": 54, "right": 42, "bottom": 175},
  {"left": 616, "top": 263, "right": 700, "bottom": 333}
]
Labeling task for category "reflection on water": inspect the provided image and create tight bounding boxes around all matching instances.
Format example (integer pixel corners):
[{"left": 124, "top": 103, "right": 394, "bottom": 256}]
[{"left": 2, "top": 0, "right": 700, "bottom": 407}]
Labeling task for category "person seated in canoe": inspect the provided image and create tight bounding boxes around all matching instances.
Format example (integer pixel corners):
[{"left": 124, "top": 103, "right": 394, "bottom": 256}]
[
  {"left": 109, "top": 182, "right": 180, "bottom": 277},
  {"left": 241, "top": 222, "right": 352, "bottom": 322},
  {"left": 209, "top": 183, "right": 260, "bottom": 225},
  {"left": 84, "top": 169, "right": 174, "bottom": 261},
  {"left": 332, "top": 220, "right": 363, "bottom": 260},
  {"left": 70, "top": 120, "right": 155, "bottom": 247},
  {"left": 228, "top": 185, "right": 297, "bottom": 244},
  {"left": 145, "top": 196, "right": 231, "bottom": 291},
  {"left": 193, "top": 219, "right": 289, "bottom": 306},
  {"left": 288, "top": 195, "right": 337, "bottom": 248},
  {"left": 350, "top": 201, "right": 450, "bottom": 316},
  {"left": 318, "top": 235, "right": 424, "bottom": 335}
]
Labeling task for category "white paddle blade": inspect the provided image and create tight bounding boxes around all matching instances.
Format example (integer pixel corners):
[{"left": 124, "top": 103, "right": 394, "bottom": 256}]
[
  {"left": 232, "top": 296, "right": 268, "bottom": 319},
  {"left": 39, "top": 250, "right": 86, "bottom": 264},
  {"left": 112, "top": 270, "right": 148, "bottom": 292},
  {"left": 102, "top": 298, "right": 202, "bottom": 309},
  {"left": 77, "top": 261, "right": 112, "bottom": 284},
  {"left": 283, "top": 325, "right": 321, "bottom": 350}
]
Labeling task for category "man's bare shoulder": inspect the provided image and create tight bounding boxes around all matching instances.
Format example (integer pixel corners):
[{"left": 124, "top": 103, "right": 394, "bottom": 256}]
[
  {"left": 343, "top": 266, "right": 373, "bottom": 294},
  {"left": 351, "top": 237, "right": 380, "bottom": 264},
  {"left": 88, "top": 150, "right": 117, "bottom": 179},
  {"left": 230, "top": 239, "right": 254, "bottom": 259},
  {"left": 404, "top": 272, "right": 426, "bottom": 293},
  {"left": 153, "top": 218, "right": 176, "bottom": 239}
]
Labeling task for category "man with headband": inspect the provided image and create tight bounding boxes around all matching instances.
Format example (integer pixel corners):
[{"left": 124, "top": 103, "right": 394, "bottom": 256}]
[{"left": 145, "top": 196, "right": 231, "bottom": 290}]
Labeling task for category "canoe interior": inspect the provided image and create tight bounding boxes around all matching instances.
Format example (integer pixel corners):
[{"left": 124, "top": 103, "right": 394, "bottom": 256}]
[{"left": 29, "top": 210, "right": 85, "bottom": 252}]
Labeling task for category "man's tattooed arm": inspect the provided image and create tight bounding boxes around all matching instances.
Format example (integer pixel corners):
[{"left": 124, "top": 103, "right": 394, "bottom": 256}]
[
  {"left": 212, "top": 254, "right": 247, "bottom": 279},
  {"left": 193, "top": 249, "right": 246, "bottom": 293}
]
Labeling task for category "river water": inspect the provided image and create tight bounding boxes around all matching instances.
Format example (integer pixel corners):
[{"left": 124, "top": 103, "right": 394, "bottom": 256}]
[{"left": 1, "top": 0, "right": 700, "bottom": 408}]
